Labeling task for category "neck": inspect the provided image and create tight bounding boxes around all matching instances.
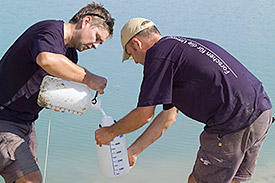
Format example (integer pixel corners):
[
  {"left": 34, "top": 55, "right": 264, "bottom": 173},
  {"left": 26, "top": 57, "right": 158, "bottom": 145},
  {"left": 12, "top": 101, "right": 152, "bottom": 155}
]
[
  {"left": 147, "top": 34, "right": 163, "bottom": 49},
  {"left": 64, "top": 23, "right": 74, "bottom": 47}
]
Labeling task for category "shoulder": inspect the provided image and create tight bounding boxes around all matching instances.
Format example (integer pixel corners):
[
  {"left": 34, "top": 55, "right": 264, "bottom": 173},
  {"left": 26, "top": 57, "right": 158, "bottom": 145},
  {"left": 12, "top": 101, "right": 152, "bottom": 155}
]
[
  {"left": 149, "top": 36, "right": 190, "bottom": 54},
  {"left": 32, "top": 20, "right": 65, "bottom": 43},
  {"left": 28, "top": 20, "right": 67, "bottom": 56},
  {"left": 32, "top": 20, "right": 64, "bottom": 28},
  {"left": 146, "top": 36, "right": 187, "bottom": 63},
  {"left": 28, "top": 20, "right": 64, "bottom": 36}
]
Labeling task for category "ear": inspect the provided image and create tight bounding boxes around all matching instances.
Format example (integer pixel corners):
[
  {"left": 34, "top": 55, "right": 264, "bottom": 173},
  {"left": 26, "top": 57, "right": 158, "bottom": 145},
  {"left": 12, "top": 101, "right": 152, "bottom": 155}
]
[
  {"left": 81, "top": 16, "right": 92, "bottom": 28},
  {"left": 131, "top": 37, "right": 143, "bottom": 49}
]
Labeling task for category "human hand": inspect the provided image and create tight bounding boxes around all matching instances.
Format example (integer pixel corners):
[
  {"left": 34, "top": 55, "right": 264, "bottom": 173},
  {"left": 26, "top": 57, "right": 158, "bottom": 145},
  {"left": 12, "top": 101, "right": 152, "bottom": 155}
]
[
  {"left": 127, "top": 148, "right": 138, "bottom": 169},
  {"left": 84, "top": 71, "right": 107, "bottom": 94},
  {"left": 90, "top": 74, "right": 107, "bottom": 94},
  {"left": 95, "top": 127, "right": 116, "bottom": 146}
]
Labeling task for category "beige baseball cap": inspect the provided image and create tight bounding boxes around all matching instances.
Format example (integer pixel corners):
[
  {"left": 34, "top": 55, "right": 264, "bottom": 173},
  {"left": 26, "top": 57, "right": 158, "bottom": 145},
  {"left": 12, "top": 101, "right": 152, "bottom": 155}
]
[{"left": 120, "top": 18, "right": 156, "bottom": 62}]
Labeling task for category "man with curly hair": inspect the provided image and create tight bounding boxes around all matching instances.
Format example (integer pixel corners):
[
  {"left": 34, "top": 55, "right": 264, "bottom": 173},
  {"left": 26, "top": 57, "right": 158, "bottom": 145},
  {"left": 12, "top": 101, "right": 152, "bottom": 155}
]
[{"left": 0, "top": 2, "right": 114, "bottom": 183}]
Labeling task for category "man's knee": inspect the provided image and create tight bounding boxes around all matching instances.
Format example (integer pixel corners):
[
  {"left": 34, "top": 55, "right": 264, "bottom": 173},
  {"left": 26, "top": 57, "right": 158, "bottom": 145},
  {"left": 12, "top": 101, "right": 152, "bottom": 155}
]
[{"left": 15, "top": 170, "right": 42, "bottom": 183}]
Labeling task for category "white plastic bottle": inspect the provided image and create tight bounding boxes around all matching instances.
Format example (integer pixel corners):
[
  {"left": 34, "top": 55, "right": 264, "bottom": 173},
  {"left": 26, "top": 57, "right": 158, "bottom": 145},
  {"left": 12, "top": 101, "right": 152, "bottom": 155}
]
[
  {"left": 37, "top": 75, "right": 101, "bottom": 115},
  {"left": 96, "top": 115, "right": 130, "bottom": 178}
]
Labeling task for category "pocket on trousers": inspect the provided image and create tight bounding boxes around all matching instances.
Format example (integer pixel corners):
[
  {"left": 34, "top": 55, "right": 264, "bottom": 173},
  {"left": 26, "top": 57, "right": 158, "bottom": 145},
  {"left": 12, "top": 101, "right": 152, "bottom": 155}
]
[
  {"left": 200, "top": 151, "right": 232, "bottom": 168},
  {"left": 0, "top": 135, "right": 15, "bottom": 168},
  {"left": 195, "top": 150, "right": 232, "bottom": 183}
]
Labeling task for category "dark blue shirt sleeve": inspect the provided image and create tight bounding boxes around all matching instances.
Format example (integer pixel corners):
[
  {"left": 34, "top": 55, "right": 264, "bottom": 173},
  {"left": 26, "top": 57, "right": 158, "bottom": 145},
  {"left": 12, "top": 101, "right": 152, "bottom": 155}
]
[
  {"left": 163, "top": 104, "right": 175, "bottom": 110},
  {"left": 137, "top": 58, "right": 175, "bottom": 107},
  {"left": 30, "top": 31, "right": 64, "bottom": 63}
]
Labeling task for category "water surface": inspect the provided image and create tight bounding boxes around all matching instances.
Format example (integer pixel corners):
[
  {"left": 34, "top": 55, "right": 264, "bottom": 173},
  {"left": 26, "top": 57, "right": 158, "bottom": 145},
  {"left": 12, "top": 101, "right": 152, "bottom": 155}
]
[{"left": 0, "top": 0, "right": 274, "bottom": 182}]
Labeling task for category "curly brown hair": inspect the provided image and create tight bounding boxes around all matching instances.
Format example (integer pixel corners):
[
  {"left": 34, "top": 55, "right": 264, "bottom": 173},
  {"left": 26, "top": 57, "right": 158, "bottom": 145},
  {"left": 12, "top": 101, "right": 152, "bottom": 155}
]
[{"left": 69, "top": 1, "right": 115, "bottom": 37}]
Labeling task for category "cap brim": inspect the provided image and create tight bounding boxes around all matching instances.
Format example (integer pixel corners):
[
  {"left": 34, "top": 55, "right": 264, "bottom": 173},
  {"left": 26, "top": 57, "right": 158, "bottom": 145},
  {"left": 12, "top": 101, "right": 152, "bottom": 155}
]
[{"left": 122, "top": 50, "right": 133, "bottom": 62}]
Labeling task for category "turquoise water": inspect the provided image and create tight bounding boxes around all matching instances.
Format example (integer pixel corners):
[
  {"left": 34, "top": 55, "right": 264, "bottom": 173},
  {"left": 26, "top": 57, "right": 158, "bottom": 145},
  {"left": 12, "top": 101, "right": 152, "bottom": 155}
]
[{"left": 0, "top": 0, "right": 275, "bottom": 182}]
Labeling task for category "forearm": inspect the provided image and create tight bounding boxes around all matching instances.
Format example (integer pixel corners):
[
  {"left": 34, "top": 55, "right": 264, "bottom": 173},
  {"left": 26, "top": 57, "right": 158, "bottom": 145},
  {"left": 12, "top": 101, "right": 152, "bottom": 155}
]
[
  {"left": 37, "top": 52, "right": 87, "bottom": 83},
  {"left": 95, "top": 106, "right": 156, "bottom": 146},
  {"left": 37, "top": 52, "right": 107, "bottom": 93},
  {"left": 111, "top": 106, "right": 155, "bottom": 136},
  {"left": 128, "top": 107, "right": 178, "bottom": 157}
]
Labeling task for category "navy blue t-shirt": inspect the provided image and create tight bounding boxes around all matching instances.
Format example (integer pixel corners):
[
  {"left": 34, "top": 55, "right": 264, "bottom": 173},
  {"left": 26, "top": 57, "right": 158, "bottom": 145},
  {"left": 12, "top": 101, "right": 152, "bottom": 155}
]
[
  {"left": 138, "top": 36, "right": 272, "bottom": 134},
  {"left": 0, "top": 20, "right": 78, "bottom": 124}
]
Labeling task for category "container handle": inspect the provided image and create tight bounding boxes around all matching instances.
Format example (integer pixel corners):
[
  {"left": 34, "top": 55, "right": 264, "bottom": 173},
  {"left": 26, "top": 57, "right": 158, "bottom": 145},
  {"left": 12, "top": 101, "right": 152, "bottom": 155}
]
[{"left": 92, "top": 91, "right": 99, "bottom": 104}]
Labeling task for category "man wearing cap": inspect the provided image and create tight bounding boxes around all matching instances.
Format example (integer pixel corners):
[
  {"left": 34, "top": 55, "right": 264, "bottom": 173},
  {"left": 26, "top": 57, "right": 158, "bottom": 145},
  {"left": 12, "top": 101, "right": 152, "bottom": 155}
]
[
  {"left": 95, "top": 18, "right": 273, "bottom": 183},
  {"left": 0, "top": 2, "right": 114, "bottom": 183}
]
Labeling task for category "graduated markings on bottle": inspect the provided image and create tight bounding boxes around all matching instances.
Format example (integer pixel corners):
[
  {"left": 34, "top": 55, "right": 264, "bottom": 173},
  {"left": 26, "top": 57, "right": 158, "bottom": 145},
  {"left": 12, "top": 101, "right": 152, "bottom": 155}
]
[{"left": 109, "top": 135, "right": 125, "bottom": 175}]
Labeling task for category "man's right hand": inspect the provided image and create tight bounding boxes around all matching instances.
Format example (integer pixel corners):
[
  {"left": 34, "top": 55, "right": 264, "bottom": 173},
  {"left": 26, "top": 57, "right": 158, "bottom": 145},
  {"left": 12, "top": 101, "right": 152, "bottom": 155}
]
[{"left": 84, "top": 71, "right": 107, "bottom": 94}]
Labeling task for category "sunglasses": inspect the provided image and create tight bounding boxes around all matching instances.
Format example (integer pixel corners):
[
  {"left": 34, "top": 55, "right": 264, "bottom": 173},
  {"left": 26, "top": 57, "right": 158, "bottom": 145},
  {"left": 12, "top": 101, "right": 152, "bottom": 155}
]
[{"left": 84, "top": 13, "right": 114, "bottom": 29}]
